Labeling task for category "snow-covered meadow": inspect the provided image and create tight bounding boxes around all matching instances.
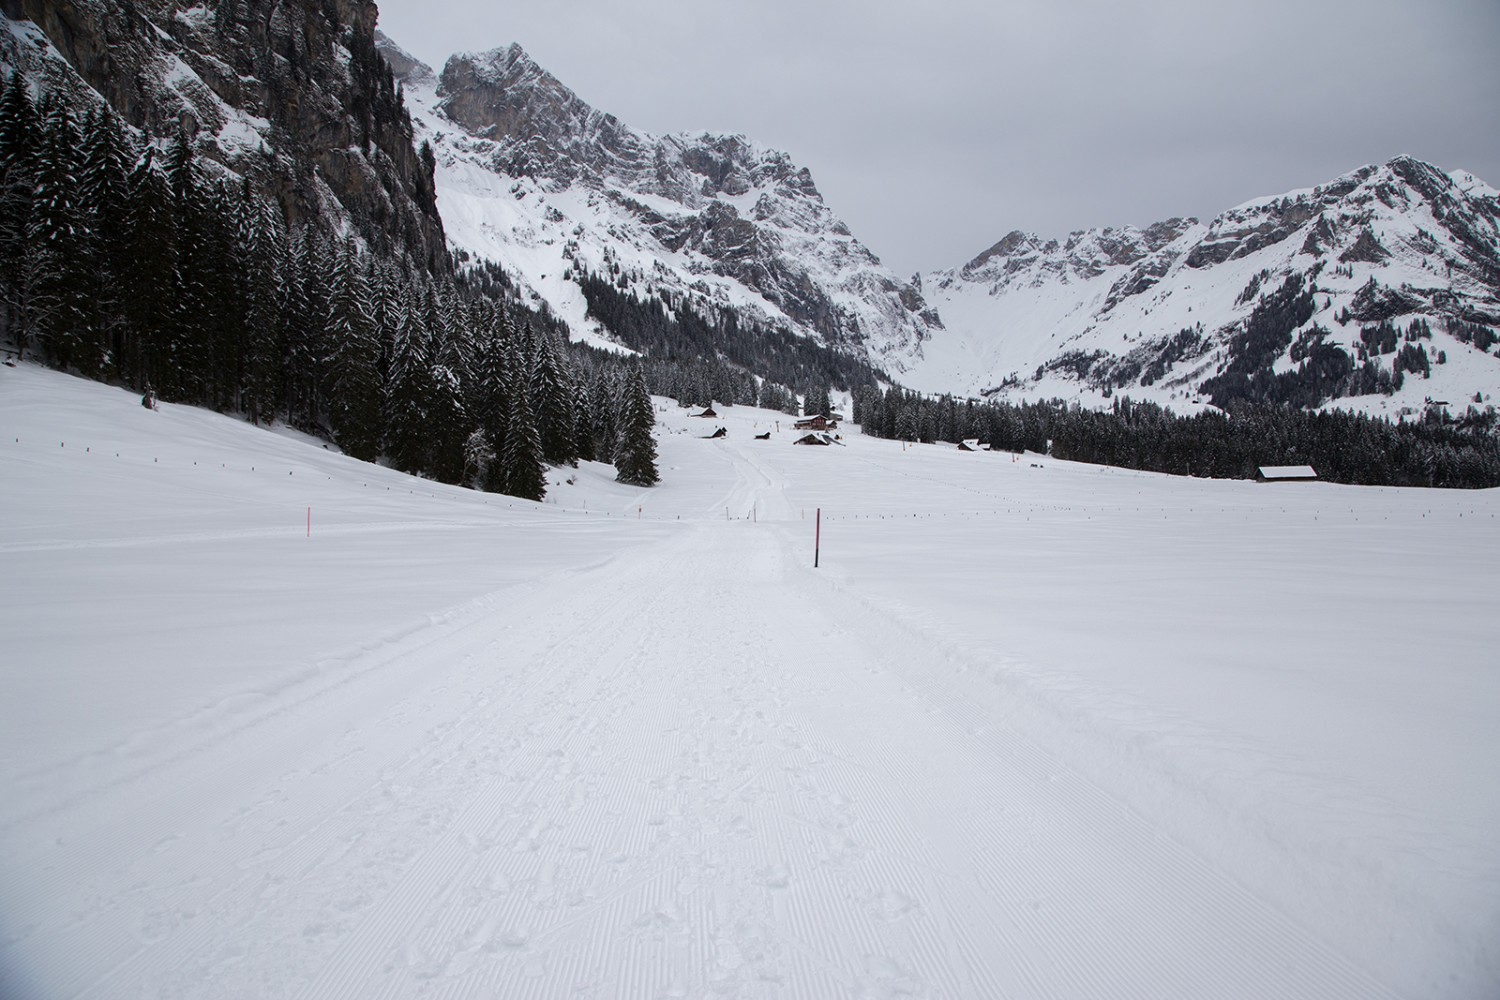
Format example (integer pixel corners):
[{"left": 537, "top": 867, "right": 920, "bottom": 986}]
[{"left": 2, "top": 363, "right": 1497, "bottom": 999}]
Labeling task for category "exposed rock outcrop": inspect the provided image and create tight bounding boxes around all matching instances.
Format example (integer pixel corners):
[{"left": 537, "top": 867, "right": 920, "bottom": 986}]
[{"left": 2, "top": 0, "right": 444, "bottom": 265}]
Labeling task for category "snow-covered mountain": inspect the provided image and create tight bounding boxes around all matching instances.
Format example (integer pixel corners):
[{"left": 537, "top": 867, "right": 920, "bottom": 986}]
[
  {"left": 377, "top": 35, "right": 938, "bottom": 366},
  {"left": 906, "top": 157, "right": 1500, "bottom": 417}
]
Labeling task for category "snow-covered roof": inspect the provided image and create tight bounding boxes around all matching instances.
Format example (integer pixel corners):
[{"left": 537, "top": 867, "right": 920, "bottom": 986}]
[{"left": 1258, "top": 465, "right": 1318, "bottom": 480}]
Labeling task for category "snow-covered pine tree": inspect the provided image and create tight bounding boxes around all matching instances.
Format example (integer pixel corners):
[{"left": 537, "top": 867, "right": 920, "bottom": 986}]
[
  {"left": 592, "top": 366, "right": 619, "bottom": 460},
  {"left": 78, "top": 105, "right": 135, "bottom": 380},
  {"left": 425, "top": 358, "right": 468, "bottom": 483},
  {"left": 803, "top": 383, "right": 831, "bottom": 418},
  {"left": 240, "top": 189, "right": 284, "bottom": 425},
  {"left": 201, "top": 177, "right": 247, "bottom": 411},
  {"left": 501, "top": 365, "right": 547, "bottom": 501},
  {"left": 462, "top": 426, "right": 495, "bottom": 488},
  {"left": 382, "top": 292, "right": 431, "bottom": 475},
  {"left": 471, "top": 315, "right": 513, "bottom": 491},
  {"left": 164, "top": 128, "right": 212, "bottom": 402},
  {"left": 277, "top": 226, "right": 315, "bottom": 425},
  {"left": 571, "top": 371, "right": 597, "bottom": 462},
  {"left": 530, "top": 332, "right": 578, "bottom": 466},
  {"left": 0, "top": 70, "right": 41, "bottom": 357},
  {"left": 121, "top": 148, "right": 175, "bottom": 392},
  {"left": 323, "top": 240, "right": 383, "bottom": 460},
  {"left": 296, "top": 230, "right": 338, "bottom": 427},
  {"left": 30, "top": 98, "right": 93, "bottom": 375},
  {"left": 614, "top": 362, "right": 659, "bottom": 487},
  {"left": 367, "top": 256, "right": 403, "bottom": 385}
]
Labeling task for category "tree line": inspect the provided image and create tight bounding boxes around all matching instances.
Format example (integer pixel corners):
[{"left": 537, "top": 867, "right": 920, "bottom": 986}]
[
  {"left": 0, "top": 73, "right": 657, "bottom": 498},
  {"left": 854, "top": 388, "right": 1500, "bottom": 489},
  {"left": 574, "top": 262, "right": 879, "bottom": 399}
]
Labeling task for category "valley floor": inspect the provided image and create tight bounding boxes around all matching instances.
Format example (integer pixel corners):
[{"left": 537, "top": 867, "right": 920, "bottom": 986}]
[{"left": 2, "top": 365, "right": 1497, "bottom": 999}]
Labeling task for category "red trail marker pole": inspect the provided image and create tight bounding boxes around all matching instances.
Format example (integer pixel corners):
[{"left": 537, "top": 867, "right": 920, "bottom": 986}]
[{"left": 814, "top": 507, "right": 821, "bottom": 568}]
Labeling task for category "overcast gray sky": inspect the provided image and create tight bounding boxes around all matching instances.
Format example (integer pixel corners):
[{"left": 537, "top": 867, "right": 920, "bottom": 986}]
[{"left": 375, "top": 0, "right": 1500, "bottom": 278}]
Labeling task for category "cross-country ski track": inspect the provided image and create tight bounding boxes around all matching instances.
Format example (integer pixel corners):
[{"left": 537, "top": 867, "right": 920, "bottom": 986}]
[{"left": 2, "top": 364, "right": 1497, "bottom": 999}]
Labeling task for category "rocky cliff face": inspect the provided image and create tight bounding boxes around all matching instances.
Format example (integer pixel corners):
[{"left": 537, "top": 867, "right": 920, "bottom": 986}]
[
  {"left": 907, "top": 157, "right": 1500, "bottom": 417},
  {"left": 2, "top": 0, "right": 443, "bottom": 264},
  {"left": 381, "top": 37, "right": 936, "bottom": 364}
]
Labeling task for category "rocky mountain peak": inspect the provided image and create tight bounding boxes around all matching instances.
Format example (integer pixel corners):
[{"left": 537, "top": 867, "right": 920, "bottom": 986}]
[
  {"left": 383, "top": 32, "right": 936, "bottom": 363},
  {"left": 908, "top": 156, "right": 1500, "bottom": 415},
  {"left": 372, "top": 30, "right": 435, "bottom": 89}
]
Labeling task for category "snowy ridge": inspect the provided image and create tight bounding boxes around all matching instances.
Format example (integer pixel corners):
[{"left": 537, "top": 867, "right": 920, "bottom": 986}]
[
  {"left": 910, "top": 157, "right": 1500, "bottom": 417},
  {"left": 377, "top": 35, "right": 936, "bottom": 364}
]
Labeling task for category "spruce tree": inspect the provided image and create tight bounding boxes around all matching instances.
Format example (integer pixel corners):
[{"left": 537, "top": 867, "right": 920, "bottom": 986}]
[
  {"left": 30, "top": 99, "right": 93, "bottom": 373},
  {"left": 425, "top": 358, "right": 468, "bottom": 483},
  {"left": 382, "top": 296, "right": 431, "bottom": 475},
  {"left": 591, "top": 367, "right": 619, "bottom": 461},
  {"left": 501, "top": 369, "right": 547, "bottom": 501},
  {"left": 78, "top": 105, "right": 134, "bottom": 378},
  {"left": 471, "top": 320, "right": 512, "bottom": 490},
  {"left": 531, "top": 332, "right": 578, "bottom": 466},
  {"left": 121, "top": 148, "right": 175, "bottom": 391},
  {"left": 614, "top": 363, "right": 659, "bottom": 486},
  {"left": 165, "top": 128, "right": 210, "bottom": 401},
  {"left": 0, "top": 70, "right": 40, "bottom": 356},
  {"left": 571, "top": 374, "right": 597, "bottom": 462},
  {"left": 240, "top": 190, "right": 284, "bottom": 424},
  {"left": 280, "top": 228, "right": 319, "bottom": 428},
  {"left": 324, "top": 242, "right": 383, "bottom": 460}
]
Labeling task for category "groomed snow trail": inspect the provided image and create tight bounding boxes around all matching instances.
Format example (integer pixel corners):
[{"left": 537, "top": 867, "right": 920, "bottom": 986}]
[
  {"left": 4, "top": 368, "right": 1495, "bottom": 998},
  {"left": 12, "top": 519, "right": 1399, "bottom": 999}
]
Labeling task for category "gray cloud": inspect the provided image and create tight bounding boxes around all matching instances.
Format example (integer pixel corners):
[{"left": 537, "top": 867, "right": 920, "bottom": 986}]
[{"left": 377, "top": 0, "right": 1500, "bottom": 277}]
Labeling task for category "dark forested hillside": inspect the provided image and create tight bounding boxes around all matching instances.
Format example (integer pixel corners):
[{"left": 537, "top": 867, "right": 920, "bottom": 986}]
[{"left": 0, "top": 35, "right": 658, "bottom": 500}]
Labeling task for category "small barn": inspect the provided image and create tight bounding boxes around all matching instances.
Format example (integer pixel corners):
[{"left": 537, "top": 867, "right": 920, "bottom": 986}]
[
  {"left": 793, "top": 433, "right": 830, "bottom": 446},
  {"left": 958, "top": 439, "right": 991, "bottom": 452},
  {"left": 1257, "top": 465, "right": 1318, "bottom": 482},
  {"left": 706, "top": 426, "right": 727, "bottom": 439},
  {"left": 693, "top": 406, "right": 718, "bottom": 419}
]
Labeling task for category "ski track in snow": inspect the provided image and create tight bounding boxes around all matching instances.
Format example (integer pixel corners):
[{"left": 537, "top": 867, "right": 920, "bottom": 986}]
[{"left": 2, "top": 365, "right": 1497, "bottom": 999}]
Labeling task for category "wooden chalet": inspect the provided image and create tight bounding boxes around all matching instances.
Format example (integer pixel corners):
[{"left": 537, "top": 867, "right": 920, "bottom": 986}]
[
  {"left": 958, "top": 438, "right": 991, "bottom": 452},
  {"left": 793, "top": 433, "right": 831, "bottom": 446},
  {"left": 794, "top": 414, "right": 835, "bottom": 431}
]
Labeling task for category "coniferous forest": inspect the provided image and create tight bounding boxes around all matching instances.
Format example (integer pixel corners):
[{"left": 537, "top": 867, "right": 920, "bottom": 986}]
[
  {"left": 0, "top": 73, "right": 658, "bottom": 500},
  {"left": 854, "top": 387, "right": 1500, "bottom": 489}
]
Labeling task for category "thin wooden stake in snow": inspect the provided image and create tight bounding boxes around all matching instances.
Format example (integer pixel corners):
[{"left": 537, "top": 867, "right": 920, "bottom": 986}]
[{"left": 814, "top": 507, "right": 821, "bottom": 568}]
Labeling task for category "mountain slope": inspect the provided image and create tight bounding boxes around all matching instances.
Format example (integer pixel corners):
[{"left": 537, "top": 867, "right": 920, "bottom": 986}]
[
  {"left": 1, "top": 0, "right": 444, "bottom": 264},
  {"left": 377, "top": 36, "right": 937, "bottom": 367},
  {"left": 907, "top": 157, "right": 1500, "bottom": 418}
]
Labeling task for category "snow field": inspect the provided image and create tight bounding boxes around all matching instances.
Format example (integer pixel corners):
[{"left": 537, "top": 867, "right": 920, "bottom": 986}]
[{"left": 2, "top": 363, "right": 1498, "bottom": 998}]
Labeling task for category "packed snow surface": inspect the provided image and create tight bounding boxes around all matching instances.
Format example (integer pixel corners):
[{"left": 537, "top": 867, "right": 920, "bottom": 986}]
[{"left": 2, "top": 364, "right": 1498, "bottom": 999}]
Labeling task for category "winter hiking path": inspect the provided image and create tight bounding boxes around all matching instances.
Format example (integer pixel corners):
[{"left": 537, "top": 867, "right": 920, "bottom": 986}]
[
  {"left": 9, "top": 515, "right": 1400, "bottom": 999},
  {"left": 6, "top": 369, "right": 1495, "bottom": 999}
]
